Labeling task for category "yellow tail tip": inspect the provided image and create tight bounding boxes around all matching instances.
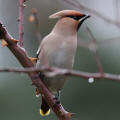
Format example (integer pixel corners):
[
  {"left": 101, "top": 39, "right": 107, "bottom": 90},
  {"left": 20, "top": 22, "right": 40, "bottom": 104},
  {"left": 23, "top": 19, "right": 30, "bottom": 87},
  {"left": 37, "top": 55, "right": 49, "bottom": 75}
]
[{"left": 40, "top": 109, "right": 50, "bottom": 116}]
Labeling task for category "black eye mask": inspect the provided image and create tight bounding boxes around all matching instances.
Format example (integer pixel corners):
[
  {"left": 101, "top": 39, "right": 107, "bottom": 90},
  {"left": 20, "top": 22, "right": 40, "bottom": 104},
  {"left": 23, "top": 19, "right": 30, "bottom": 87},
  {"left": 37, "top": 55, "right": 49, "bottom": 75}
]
[
  {"left": 67, "top": 15, "right": 90, "bottom": 30},
  {"left": 68, "top": 15, "right": 86, "bottom": 21},
  {"left": 77, "top": 15, "right": 90, "bottom": 30}
]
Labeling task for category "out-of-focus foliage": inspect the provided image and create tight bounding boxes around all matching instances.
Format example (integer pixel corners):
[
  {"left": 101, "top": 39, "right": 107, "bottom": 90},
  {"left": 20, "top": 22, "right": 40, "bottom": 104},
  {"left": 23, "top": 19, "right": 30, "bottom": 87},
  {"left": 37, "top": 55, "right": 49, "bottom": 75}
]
[{"left": 0, "top": 0, "right": 120, "bottom": 120}]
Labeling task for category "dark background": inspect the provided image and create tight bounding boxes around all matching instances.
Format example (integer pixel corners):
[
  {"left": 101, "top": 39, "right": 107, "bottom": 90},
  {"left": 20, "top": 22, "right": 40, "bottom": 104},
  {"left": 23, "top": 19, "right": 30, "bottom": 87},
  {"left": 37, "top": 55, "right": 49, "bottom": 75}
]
[{"left": 0, "top": 0, "right": 120, "bottom": 120}]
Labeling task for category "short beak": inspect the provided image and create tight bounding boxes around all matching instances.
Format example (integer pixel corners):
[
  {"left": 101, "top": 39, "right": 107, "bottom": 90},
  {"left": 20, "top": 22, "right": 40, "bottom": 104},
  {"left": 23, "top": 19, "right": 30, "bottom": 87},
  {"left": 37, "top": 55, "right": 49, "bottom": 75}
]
[
  {"left": 79, "top": 15, "right": 91, "bottom": 22},
  {"left": 77, "top": 15, "right": 91, "bottom": 30}
]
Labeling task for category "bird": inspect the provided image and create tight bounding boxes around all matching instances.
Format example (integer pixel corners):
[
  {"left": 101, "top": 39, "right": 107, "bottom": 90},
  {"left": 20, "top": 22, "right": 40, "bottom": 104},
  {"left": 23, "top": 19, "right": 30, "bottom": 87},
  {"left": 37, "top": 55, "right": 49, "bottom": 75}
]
[{"left": 36, "top": 10, "right": 90, "bottom": 116}]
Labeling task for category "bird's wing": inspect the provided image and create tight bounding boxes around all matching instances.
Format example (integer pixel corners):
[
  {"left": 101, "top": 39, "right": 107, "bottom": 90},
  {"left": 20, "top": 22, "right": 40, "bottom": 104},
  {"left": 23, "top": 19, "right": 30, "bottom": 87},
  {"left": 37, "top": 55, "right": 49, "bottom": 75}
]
[
  {"left": 36, "top": 45, "right": 45, "bottom": 81},
  {"left": 36, "top": 45, "right": 41, "bottom": 58},
  {"left": 36, "top": 34, "right": 51, "bottom": 58}
]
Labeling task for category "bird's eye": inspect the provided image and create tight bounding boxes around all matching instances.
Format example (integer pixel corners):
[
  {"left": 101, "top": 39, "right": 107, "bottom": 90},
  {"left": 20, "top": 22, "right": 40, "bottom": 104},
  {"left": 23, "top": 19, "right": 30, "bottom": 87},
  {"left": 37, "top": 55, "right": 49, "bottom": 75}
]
[{"left": 68, "top": 15, "right": 85, "bottom": 21}]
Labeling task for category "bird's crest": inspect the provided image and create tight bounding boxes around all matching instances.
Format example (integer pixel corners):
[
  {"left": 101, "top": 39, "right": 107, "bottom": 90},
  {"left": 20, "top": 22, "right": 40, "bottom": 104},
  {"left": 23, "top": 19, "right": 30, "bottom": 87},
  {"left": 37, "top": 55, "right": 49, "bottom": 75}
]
[{"left": 49, "top": 10, "right": 84, "bottom": 19}]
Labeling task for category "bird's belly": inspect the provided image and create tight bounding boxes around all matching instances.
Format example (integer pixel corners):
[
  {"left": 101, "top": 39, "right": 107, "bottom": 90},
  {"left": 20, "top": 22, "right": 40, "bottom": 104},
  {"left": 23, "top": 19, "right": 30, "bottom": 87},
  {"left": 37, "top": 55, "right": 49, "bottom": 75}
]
[
  {"left": 44, "top": 48, "right": 75, "bottom": 92},
  {"left": 48, "top": 47, "right": 75, "bottom": 69},
  {"left": 44, "top": 75, "right": 67, "bottom": 93}
]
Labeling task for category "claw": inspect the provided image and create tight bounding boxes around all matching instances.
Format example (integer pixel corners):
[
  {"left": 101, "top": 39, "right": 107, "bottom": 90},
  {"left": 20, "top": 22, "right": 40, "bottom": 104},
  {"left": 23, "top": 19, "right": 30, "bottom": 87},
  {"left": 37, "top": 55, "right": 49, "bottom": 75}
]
[
  {"left": 1, "top": 39, "right": 8, "bottom": 47},
  {"left": 29, "top": 57, "right": 38, "bottom": 63}
]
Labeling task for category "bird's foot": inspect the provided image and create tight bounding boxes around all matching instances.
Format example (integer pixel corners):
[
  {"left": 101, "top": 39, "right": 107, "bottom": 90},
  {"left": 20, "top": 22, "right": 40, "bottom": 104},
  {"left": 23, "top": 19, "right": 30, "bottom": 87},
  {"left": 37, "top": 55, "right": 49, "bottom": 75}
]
[{"left": 53, "top": 96, "right": 60, "bottom": 106}]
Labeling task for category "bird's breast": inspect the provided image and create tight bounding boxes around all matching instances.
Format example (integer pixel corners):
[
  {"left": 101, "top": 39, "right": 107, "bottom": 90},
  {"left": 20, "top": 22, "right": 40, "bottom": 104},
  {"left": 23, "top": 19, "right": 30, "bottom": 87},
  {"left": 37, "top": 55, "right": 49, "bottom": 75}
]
[{"left": 48, "top": 39, "right": 77, "bottom": 69}]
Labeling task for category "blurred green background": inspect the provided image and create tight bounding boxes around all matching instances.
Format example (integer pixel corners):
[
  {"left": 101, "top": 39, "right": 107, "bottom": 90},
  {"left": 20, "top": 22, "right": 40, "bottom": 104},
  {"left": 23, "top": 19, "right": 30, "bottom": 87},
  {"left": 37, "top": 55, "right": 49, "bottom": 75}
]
[{"left": 0, "top": 0, "right": 120, "bottom": 120}]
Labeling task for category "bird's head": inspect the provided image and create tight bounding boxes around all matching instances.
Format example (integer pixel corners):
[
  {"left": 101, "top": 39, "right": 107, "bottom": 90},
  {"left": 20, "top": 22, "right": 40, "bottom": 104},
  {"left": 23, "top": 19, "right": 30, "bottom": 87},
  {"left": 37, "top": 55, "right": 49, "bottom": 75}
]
[{"left": 49, "top": 10, "right": 90, "bottom": 32}]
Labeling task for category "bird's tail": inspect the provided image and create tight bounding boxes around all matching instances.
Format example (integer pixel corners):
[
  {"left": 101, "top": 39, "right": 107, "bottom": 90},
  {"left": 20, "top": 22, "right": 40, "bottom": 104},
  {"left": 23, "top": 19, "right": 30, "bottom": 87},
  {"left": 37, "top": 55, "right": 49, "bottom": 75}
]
[{"left": 40, "top": 96, "right": 50, "bottom": 116}]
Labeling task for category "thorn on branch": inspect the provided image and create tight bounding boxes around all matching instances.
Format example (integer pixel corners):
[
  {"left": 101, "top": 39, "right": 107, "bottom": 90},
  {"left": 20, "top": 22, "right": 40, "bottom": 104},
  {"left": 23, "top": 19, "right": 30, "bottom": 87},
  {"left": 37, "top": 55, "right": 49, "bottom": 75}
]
[
  {"left": 29, "top": 57, "right": 38, "bottom": 63},
  {"left": 11, "top": 39, "right": 20, "bottom": 44},
  {"left": 67, "top": 112, "right": 75, "bottom": 119},
  {"left": 86, "top": 26, "right": 104, "bottom": 75},
  {"left": 19, "top": 0, "right": 25, "bottom": 47},
  {"left": 1, "top": 39, "right": 8, "bottom": 47}
]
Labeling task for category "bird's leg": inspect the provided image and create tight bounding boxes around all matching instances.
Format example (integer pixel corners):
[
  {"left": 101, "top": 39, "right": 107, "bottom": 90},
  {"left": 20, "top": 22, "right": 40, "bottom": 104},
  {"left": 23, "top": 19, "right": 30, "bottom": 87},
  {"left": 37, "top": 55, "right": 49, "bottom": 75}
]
[
  {"left": 53, "top": 91, "right": 61, "bottom": 105},
  {"left": 57, "top": 91, "right": 61, "bottom": 100},
  {"left": 35, "top": 72, "right": 45, "bottom": 98}
]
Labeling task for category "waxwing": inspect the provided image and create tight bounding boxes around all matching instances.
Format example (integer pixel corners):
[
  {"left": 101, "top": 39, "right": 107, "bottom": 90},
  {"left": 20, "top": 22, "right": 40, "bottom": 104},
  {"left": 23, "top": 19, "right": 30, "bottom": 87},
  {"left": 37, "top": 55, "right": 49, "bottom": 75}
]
[{"left": 36, "top": 10, "right": 90, "bottom": 116}]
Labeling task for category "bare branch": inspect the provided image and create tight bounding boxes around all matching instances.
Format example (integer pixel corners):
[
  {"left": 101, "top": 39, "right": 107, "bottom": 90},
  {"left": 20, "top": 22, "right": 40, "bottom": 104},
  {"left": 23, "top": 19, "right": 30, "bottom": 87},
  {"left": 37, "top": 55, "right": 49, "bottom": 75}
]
[
  {"left": 19, "top": 0, "right": 25, "bottom": 47},
  {"left": 0, "top": 66, "right": 120, "bottom": 81},
  {"left": 86, "top": 27, "right": 104, "bottom": 75},
  {"left": 0, "top": 21, "right": 71, "bottom": 120},
  {"left": 98, "top": 36, "right": 120, "bottom": 46}
]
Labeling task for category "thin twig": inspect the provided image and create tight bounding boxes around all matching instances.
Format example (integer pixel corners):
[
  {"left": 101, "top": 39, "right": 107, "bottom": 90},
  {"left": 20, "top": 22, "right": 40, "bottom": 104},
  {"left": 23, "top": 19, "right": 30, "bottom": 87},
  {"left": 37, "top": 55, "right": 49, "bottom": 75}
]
[
  {"left": 0, "top": 66, "right": 120, "bottom": 81},
  {"left": 77, "top": 36, "right": 120, "bottom": 50},
  {"left": 86, "top": 27, "right": 104, "bottom": 75},
  {"left": 19, "top": 0, "right": 25, "bottom": 47},
  {"left": 98, "top": 36, "right": 120, "bottom": 45}
]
